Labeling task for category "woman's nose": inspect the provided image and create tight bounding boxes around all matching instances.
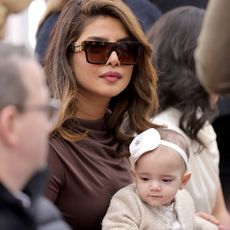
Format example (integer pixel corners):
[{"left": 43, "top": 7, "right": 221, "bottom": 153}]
[{"left": 106, "top": 51, "right": 120, "bottom": 66}]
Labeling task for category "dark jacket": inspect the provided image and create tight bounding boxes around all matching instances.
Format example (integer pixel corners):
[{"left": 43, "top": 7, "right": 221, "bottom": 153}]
[
  {"left": 151, "top": 0, "right": 208, "bottom": 13},
  {"left": 0, "top": 183, "right": 36, "bottom": 230},
  {"left": 0, "top": 169, "right": 71, "bottom": 230}
]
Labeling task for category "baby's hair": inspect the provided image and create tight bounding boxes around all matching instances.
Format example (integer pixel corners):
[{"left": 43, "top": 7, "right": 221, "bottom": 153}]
[{"left": 156, "top": 128, "right": 190, "bottom": 160}]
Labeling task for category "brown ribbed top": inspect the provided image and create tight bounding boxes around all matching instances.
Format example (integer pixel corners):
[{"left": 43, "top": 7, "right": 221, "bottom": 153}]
[{"left": 45, "top": 117, "right": 132, "bottom": 230}]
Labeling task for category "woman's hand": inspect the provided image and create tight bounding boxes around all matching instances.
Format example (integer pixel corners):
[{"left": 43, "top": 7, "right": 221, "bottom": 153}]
[
  {"left": 197, "top": 212, "right": 230, "bottom": 229},
  {"left": 218, "top": 224, "right": 230, "bottom": 230},
  {"left": 196, "top": 211, "right": 220, "bottom": 225}
]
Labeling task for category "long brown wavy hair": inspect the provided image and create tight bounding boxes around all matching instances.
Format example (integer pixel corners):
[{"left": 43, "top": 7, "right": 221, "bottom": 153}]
[{"left": 44, "top": 0, "right": 159, "bottom": 144}]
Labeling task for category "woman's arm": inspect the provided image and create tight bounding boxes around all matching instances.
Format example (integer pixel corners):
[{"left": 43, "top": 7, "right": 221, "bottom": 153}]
[
  {"left": 45, "top": 144, "right": 65, "bottom": 202},
  {"left": 212, "top": 185, "right": 230, "bottom": 226}
]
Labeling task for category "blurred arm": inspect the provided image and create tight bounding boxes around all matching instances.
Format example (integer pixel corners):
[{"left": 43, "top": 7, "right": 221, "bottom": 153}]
[
  {"left": 0, "top": 0, "right": 31, "bottom": 13},
  {"left": 195, "top": 0, "right": 230, "bottom": 95}
]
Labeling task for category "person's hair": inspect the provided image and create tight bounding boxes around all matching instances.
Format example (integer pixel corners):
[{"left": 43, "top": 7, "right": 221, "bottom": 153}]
[
  {"left": 147, "top": 6, "right": 217, "bottom": 146},
  {"left": 44, "top": 0, "right": 159, "bottom": 143},
  {"left": 0, "top": 42, "right": 33, "bottom": 111},
  {"left": 157, "top": 128, "right": 189, "bottom": 160}
]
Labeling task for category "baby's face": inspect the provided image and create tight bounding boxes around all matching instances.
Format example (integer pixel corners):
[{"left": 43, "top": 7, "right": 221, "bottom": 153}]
[{"left": 134, "top": 145, "right": 187, "bottom": 207}]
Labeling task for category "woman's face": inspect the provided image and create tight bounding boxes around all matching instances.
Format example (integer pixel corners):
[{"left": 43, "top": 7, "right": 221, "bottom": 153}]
[{"left": 71, "top": 16, "right": 134, "bottom": 102}]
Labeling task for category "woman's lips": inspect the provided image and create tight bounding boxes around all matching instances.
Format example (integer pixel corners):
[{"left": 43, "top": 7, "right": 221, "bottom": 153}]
[{"left": 100, "top": 71, "right": 121, "bottom": 83}]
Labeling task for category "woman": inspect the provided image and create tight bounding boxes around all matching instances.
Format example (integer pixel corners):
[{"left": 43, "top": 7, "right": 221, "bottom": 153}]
[
  {"left": 147, "top": 6, "right": 230, "bottom": 227},
  {"left": 44, "top": 0, "right": 159, "bottom": 229}
]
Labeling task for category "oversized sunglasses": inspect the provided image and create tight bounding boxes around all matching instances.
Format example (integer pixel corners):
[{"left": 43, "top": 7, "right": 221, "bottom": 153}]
[{"left": 73, "top": 40, "right": 142, "bottom": 65}]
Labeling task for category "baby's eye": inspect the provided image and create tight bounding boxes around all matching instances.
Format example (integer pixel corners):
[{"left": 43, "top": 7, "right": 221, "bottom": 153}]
[
  {"left": 140, "top": 177, "right": 149, "bottom": 181},
  {"left": 162, "top": 179, "right": 173, "bottom": 183}
]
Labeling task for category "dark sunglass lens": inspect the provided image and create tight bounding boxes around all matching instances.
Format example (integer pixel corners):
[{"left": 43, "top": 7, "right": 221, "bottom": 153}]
[
  {"left": 85, "top": 42, "right": 111, "bottom": 64},
  {"left": 118, "top": 42, "right": 141, "bottom": 65}
]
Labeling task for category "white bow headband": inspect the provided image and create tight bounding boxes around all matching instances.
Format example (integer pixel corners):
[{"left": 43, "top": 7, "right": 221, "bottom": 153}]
[{"left": 129, "top": 128, "right": 189, "bottom": 169}]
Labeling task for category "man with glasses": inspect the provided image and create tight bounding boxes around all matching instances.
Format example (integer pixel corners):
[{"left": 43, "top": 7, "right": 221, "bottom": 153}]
[{"left": 0, "top": 42, "right": 70, "bottom": 230}]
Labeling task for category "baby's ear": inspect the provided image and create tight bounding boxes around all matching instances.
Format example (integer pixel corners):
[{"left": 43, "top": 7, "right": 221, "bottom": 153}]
[
  {"left": 180, "top": 172, "right": 191, "bottom": 189},
  {"left": 131, "top": 168, "right": 137, "bottom": 183},
  {"left": 131, "top": 168, "right": 135, "bottom": 178}
]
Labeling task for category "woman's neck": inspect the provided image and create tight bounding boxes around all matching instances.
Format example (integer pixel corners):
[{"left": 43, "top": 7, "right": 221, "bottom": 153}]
[{"left": 76, "top": 93, "right": 110, "bottom": 120}]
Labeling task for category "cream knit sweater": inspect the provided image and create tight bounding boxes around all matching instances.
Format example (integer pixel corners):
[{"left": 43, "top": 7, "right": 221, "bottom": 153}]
[{"left": 102, "top": 184, "right": 217, "bottom": 230}]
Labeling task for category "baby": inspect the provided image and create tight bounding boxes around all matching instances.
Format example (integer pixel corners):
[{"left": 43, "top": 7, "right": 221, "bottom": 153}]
[{"left": 102, "top": 128, "right": 217, "bottom": 229}]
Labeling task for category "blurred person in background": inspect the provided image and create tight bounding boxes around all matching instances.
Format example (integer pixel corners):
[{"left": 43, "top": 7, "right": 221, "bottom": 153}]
[
  {"left": 150, "top": 0, "right": 208, "bottom": 13},
  {"left": 195, "top": 0, "right": 230, "bottom": 95},
  {"left": 195, "top": 0, "right": 230, "bottom": 212},
  {"left": 148, "top": 6, "right": 230, "bottom": 228},
  {"left": 0, "top": 42, "right": 70, "bottom": 230},
  {"left": 0, "top": 0, "right": 32, "bottom": 39}
]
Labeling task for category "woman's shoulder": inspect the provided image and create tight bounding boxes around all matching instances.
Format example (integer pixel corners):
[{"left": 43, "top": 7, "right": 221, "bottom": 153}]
[
  {"left": 153, "top": 107, "right": 180, "bottom": 124},
  {"left": 48, "top": 133, "right": 72, "bottom": 158},
  {"left": 152, "top": 108, "right": 182, "bottom": 133},
  {"left": 197, "top": 121, "right": 217, "bottom": 145}
]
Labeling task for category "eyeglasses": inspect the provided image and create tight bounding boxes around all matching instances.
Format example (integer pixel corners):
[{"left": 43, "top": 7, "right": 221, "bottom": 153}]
[
  {"left": 15, "top": 99, "right": 60, "bottom": 123},
  {"left": 73, "top": 40, "right": 142, "bottom": 65}
]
